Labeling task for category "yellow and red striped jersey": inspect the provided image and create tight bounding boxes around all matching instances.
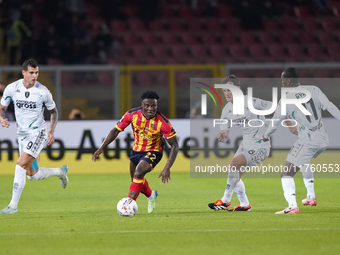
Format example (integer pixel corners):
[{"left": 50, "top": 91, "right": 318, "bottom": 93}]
[{"left": 116, "top": 107, "right": 176, "bottom": 153}]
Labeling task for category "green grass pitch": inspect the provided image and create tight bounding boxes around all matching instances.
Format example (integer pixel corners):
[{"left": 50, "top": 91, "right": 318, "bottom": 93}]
[{"left": 0, "top": 172, "right": 340, "bottom": 255}]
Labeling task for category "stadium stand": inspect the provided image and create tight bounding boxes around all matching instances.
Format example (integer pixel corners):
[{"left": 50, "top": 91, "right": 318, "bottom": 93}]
[{"left": 1, "top": 0, "right": 340, "bottom": 65}]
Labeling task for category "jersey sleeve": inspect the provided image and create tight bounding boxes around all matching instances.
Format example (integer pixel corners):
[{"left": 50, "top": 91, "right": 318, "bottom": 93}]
[
  {"left": 252, "top": 97, "right": 273, "bottom": 110},
  {"left": 263, "top": 99, "right": 287, "bottom": 139},
  {"left": 315, "top": 87, "right": 340, "bottom": 121},
  {"left": 161, "top": 120, "right": 176, "bottom": 139},
  {"left": 219, "top": 105, "right": 231, "bottom": 131},
  {"left": 116, "top": 111, "right": 132, "bottom": 131},
  {"left": 43, "top": 88, "right": 56, "bottom": 110},
  {"left": 0, "top": 85, "right": 13, "bottom": 107}
]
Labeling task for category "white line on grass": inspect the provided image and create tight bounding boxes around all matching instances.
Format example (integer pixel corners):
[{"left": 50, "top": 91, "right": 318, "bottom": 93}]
[{"left": 0, "top": 228, "right": 339, "bottom": 236}]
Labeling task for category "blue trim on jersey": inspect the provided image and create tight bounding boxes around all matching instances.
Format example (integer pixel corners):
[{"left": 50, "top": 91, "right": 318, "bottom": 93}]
[
  {"left": 158, "top": 112, "right": 169, "bottom": 123},
  {"left": 128, "top": 107, "right": 142, "bottom": 114}
]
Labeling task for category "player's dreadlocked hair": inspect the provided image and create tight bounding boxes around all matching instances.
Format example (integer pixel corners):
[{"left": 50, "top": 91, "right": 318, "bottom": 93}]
[
  {"left": 141, "top": 90, "right": 159, "bottom": 100},
  {"left": 22, "top": 59, "right": 38, "bottom": 71}
]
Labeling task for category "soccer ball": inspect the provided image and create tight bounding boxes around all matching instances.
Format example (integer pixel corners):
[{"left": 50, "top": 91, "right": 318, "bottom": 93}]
[{"left": 117, "top": 197, "right": 138, "bottom": 217}]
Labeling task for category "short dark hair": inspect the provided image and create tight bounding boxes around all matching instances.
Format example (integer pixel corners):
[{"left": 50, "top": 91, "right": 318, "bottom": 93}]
[
  {"left": 282, "top": 67, "right": 299, "bottom": 79},
  {"left": 141, "top": 90, "right": 159, "bottom": 100},
  {"left": 282, "top": 67, "right": 299, "bottom": 85},
  {"left": 22, "top": 59, "right": 38, "bottom": 71},
  {"left": 222, "top": 74, "right": 240, "bottom": 86}
]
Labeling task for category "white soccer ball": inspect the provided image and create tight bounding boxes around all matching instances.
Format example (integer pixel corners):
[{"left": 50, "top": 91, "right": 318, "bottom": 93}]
[{"left": 117, "top": 197, "right": 138, "bottom": 217}]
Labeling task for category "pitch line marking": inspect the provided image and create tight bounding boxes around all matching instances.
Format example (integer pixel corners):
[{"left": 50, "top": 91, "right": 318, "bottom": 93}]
[{"left": 0, "top": 227, "right": 339, "bottom": 236}]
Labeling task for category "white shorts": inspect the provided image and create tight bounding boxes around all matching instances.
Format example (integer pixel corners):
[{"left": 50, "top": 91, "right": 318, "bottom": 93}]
[
  {"left": 286, "top": 139, "right": 327, "bottom": 166},
  {"left": 234, "top": 140, "right": 271, "bottom": 169},
  {"left": 18, "top": 129, "right": 47, "bottom": 158}
]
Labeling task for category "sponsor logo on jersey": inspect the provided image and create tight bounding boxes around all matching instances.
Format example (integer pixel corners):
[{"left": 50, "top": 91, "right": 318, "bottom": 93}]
[{"left": 16, "top": 100, "right": 37, "bottom": 109}]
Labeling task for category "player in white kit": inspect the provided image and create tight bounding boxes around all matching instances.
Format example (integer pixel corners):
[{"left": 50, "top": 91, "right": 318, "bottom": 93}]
[
  {"left": 0, "top": 59, "right": 69, "bottom": 214},
  {"left": 263, "top": 67, "right": 340, "bottom": 214},
  {"left": 208, "top": 75, "right": 272, "bottom": 211}
]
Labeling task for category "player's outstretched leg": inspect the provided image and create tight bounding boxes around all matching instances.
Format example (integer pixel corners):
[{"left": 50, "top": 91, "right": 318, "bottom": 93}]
[
  {"left": 228, "top": 204, "right": 252, "bottom": 211},
  {"left": 59, "top": 165, "right": 69, "bottom": 189},
  {"left": 148, "top": 190, "right": 158, "bottom": 213}
]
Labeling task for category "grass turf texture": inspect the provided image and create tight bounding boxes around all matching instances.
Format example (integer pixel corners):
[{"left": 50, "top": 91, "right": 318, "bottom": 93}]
[{"left": 0, "top": 172, "right": 340, "bottom": 255}]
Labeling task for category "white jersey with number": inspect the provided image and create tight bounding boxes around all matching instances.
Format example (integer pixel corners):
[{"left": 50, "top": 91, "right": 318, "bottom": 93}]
[
  {"left": 0, "top": 79, "right": 55, "bottom": 135},
  {"left": 220, "top": 95, "right": 272, "bottom": 167},
  {"left": 264, "top": 85, "right": 340, "bottom": 144},
  {"left": 220, "top": 95, "right": 272, "bottom": 145}
]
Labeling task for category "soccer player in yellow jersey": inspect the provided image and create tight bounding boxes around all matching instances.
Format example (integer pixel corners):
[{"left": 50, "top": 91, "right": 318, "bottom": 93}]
[{"left": 92, "top": 90, "right": 179, "bottom": 213}]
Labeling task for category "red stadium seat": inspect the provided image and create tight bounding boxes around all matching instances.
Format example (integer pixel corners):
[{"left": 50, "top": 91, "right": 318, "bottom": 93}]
[
  {"left": 177, "top": 5, "right": 194, "bottom": 18},
  {"left": 321, "top": 17, "right": 339, "bottom": 30},
  {"left": 286, "top": 44, "right": 308, "bottom": 62},
  {"left": 189, "top": 45, "right": 210, "bottom": 61},
  {"left": 306, "top": 43, "right": 327, "bottom": 62},
  {"left": 296, "top": 32, "right": 317, "bottom": 44},
  {"left": 199, "top": 32, "right": 219, "bottom": 45},
  {"left": 257, "top": 32, "right": 276, "bottom": 44},
  {"left": 317, "top": 32, "right": 336, "bottom": 44},
  {"left": 148, "top": 20, "right": 166, "bottom": 31},
  {"left": 224, "top": 18, "right": 242, "bottom": 31},
  {"left": 238, "top": 32, "right": 258, "bottom": 45},
  {"left": 170, "top": 45, "right": 189, "bottom": 62},
  {"left": 133, "top": 72, "right": 155, "bottom": 85},
  {"left": 179, "top": 33, "right": 199, "bottom": 44},
  {"left": 186, "top": 20, "right": 204, "bottom": 31},
  {"left": 141, "top": 33, "right": 160, "bottom": 45},
  {"left": 294, "top": 6, "right": 312, "bottom": 18},
  {"left": 281, "top": 18, "right": 301, "bottom": 31},
  {"left": 110, "top": 20, "right": 127, "bottom": 32},
  {"left": 131, "top": 45, "right": 151, "bottom": 58},
  {"left": 151, "top": 45, "right": 170, "bottom": 59},
  {"left": 263, "top": 19, "right": 280, "bottom": 32},
  {"left": 247, "top": 45, "right": 267, "bottom": 62},
  {"left": 167, "top": 20, "right": 186, "bottom": 30},
  {"left": 228, "top": 45, "right": 249, "bottom": 62},
  {"left": 301, "top": 18, "right": 321, "bottom": 31},
  {"left": 120, "top": 32, "right": 141, "bottom": 45},
  {"left": 155, "top": 71, "right": 169, "bottom": 85},
  {"left": 209, "top": 45, "right": 229, "bottom": 59},
  {"left": 276, "top": 32, "right": 296, "bottom": 44},
  {"left": 326, "top": 43, "right": 340, "bottom": 61},
  {"left": 204, "top": 18, "right": 223, "bottom": 31},
  {"left": 160, "top": 33, "right": 179, "bottom": 45},
  {"left": 217, "top": 5, "right": 232, "bottom": 17},
  {"left": 128, "top": 19, "right": 147, "bottom": 31},
  {"left": 220, "top": 34, "right": 238, "bottom": 44},
  {"left": 267, "top": 44, "right": 288, "bottom": 62}
]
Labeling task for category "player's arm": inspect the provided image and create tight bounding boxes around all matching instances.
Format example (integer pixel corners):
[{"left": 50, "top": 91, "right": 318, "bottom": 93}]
[
  {"left": 0, "top": 104, "right": 10, "bottom": 128},
  {"left": 92, "top": 127, "right": 121, "bottom": 162},
  {"left": 284, "top": 118, "right": 298, "bottom": 135},
  {"left": 47, "top": 107, "right": 58, "bottom": 146},
  {"left": 158, "top": 136, "right": 179, "bottom": 184},
  {"left": 263, "top": 100, "right": 287, "bottom": 141},
  {"left": 217, "top": 130, "right": 229, "bottom": 143}
]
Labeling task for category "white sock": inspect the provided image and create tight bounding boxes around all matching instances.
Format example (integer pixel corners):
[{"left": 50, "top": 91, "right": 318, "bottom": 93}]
[
  {"left": 221, "top": 170, "right": 239, "bottom": 203},
  {"left": 301, "top": 164, "right": 315, "bottom": 199},
  {"left": 27, "top": 167, "right": 63, "bottom": 180},
  {"left": 281, "top": 176, "right": 297, "bottom": 208},
  {"left": 234, "top": 179, "right": 250, "bottom": 207},
  {"left": 9, "top": 165, "right": 27, "bottom": 209},
  {"left": 303, "top": 178, "right": 315, "bottom": 199}
]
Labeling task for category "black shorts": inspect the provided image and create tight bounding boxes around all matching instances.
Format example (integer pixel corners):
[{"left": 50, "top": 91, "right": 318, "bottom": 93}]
[{"left": 130, "top": 150, "right": 163, "bottom": 169}]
